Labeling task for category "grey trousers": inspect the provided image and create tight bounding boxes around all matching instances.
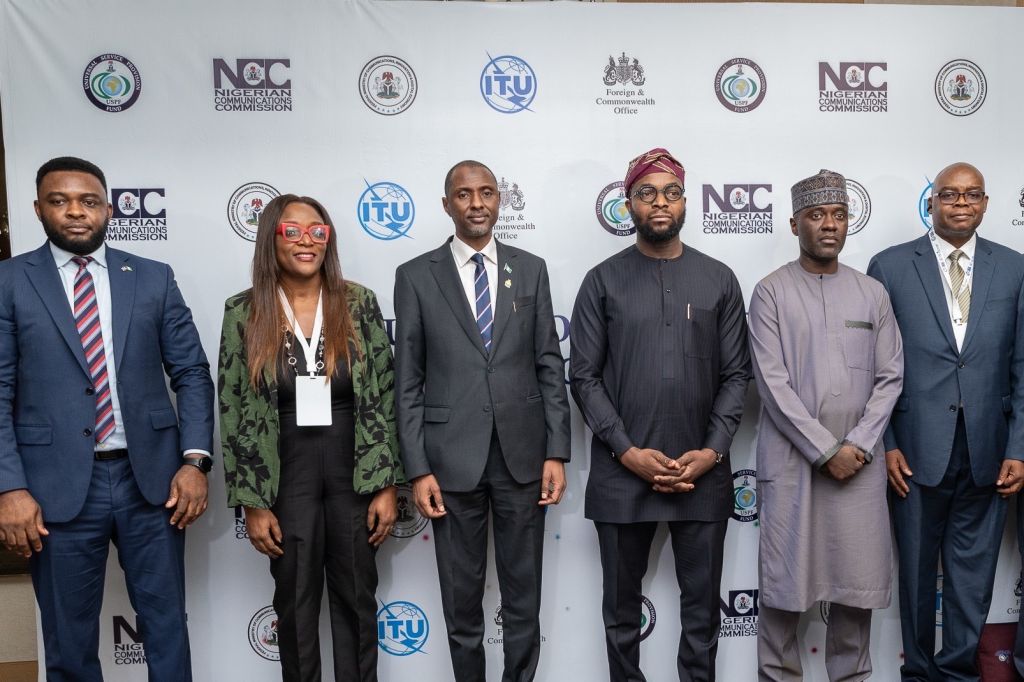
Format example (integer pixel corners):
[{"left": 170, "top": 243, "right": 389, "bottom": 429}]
[{"left": 757, "top": 603, "right": 872, "bottom": 682}]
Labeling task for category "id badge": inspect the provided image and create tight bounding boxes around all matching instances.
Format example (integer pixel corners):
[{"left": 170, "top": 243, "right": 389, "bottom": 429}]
[{"left": 295, "top": 376, "right": 332, "bottom": 426}]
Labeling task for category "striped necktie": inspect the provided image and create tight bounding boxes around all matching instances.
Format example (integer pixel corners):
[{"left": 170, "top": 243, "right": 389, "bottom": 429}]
[
  {"left": 471, "top": 253, "right": 493, "bottom": 352},
  {"left": 72, "top": 256, "right": 116, "bottom": 443},
  {"left": 948, "top": 249, "right": 971, "bottom": 323}
]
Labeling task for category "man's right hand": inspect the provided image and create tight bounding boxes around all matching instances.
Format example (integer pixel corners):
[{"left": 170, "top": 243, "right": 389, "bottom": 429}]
[
  {"left": 886, "top": 449, "right": 913, "bottom": 498},
  {"left": 0, "top": 489, "right": 48, "bottom": 558},
  {"left": 243, "top": 506, "right": 284, "bottom": 557},
  {"left": 411, "top": 474, "right": 447, "bottom": 519},
  {"left": 619, "top": 447, "right": 682, "bottom": 486},
  {"left": 824, "top": 444, "right": 866, "bottom": 481}
]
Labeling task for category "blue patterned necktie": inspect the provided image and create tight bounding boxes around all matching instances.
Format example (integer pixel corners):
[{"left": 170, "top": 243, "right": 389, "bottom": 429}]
[{"left": 471, "top": 253, "right": 493, "bottom": 352}]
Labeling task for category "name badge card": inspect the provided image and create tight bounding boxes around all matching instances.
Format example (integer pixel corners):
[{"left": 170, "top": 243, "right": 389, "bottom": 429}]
[{"left": 278, "top": 287, "right": 332, "bottom": 426}]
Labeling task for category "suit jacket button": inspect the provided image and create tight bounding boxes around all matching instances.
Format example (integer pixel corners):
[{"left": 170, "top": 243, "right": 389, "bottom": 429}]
[
  {"left": 483, "top": 405, "right": 491, "bottom": 413},
  {"left": 83, "top": 428, "right": 93, "bottom": 436},
  {"left": 85, "top": 387, "right": 95, "bottom": 395},
  {"left": 487, "top": 366, "right": 495, "bottom": 373},
  {"left": 958, "top": 362, "right": 965, "bottom": 369},
  {"left": 948, "top": 405, "right": 957, "bottom": 412}
]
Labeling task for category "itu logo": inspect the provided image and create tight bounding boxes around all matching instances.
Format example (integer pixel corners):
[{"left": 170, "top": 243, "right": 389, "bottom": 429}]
[
  {"left": 640, "top": 595, "right": 657, "bottom": 641},
  {"left": 480, "top": 54, "right": 536, "bottom": 114},
  {"left": 248, "top": 606, "right": 280, "bottom": 661},
  {"left": 845, "top": 179, "right": 872, "bottom": 236},
  {"left": 227, "top": 182, "right": 281, "bottom": 242},
  {"left": 596, "top": 181, "right": 634, "bottom": 237},
  {"left": 935, "top": 59, "right": 986, "bottom": 117},
  {"left": 358, "top": 180, "right": 415, "bottom": 240},
  {"left": 714, "top": 58, "right": 766, "bottom": 113},
  {"left": 919, "top": 180, "right": 934, "bottom": 230},
  {"left": 83, "top": 54, "right": 142, "bottom": 113},
  {"left": 377, "top": 600, "right": 429, "bottom": 656},
  {"left": 732, "top": 469, "right": 758, "bottom": 523}
]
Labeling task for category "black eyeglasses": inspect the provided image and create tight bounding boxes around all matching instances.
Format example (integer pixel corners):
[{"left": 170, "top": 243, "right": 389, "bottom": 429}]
[
  {"left": 630, "top": 184, "right": 684, "bottom": 204},
  {"left": 934, "top": 190, "right": 985, "bottom": 205}
]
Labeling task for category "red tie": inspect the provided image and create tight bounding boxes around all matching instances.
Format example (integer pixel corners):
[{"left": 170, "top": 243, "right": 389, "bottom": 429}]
[{"left": 71, "top": 257, "right": 115, "bottom": 443}]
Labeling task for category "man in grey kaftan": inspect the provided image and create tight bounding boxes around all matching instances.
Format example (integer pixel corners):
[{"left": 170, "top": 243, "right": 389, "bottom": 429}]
[{"left": 749, "top": 170, "right": 903, "bottom": 681}]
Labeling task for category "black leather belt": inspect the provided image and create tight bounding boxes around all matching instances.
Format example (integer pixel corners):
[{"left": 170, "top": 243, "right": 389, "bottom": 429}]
[{"left": 95, "top": 449, "right": 128, "bottom": 461}]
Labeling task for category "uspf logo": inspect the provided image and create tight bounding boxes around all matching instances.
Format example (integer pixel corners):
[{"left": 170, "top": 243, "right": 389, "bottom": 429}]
[
  {"left": 719, "top": 589, "right": 758, "bottom": 638},
  {"left": 818, "top": 62, "right": 887, "bottom": 113},
  {"left": 595, "top": 181, "right": 635, "bottom": 237},
  {"left": 935, "top": 59, "right": 986, "bottom": 117},
  {"left": 359, "top": 55, "right": 418, "bottom": 115},
  {"left": 212, "top": 58, "right": 292, "bottom": 112},
  {"left": 233, "top": 506, "right": 249, "bottom": 540},
  {"left": 391, "top": 484, "right": 428, "bottom": 538},
  {"left": 493, "top": 176, "right": 536, "bottom": 241},
  {"left": 918, "top": 180, "right": 934, "bottom": 230},
  {"left": 377, "top": 600, "right": 429, "bottom": 656},
  {"left": 596, "top": 52, "right": 654, "bottom": 116},
  {"left": 228, "top": 182, "right": 281, "bottom": 242},
  {"left": 83, "top": 54, "right": 141, "bottom": 113},
  {"left": 107, "top": 188, "right": 166, "bottom": 241},
  {"left": 480, "top": 54, "right": 536, "bottom": 114},
  {"left": 640, "top": 595, "right": 657, "bottom": 641},
  {"left": 111, "top": 615, "right": 146, "bottom": 665},
  {"left": 358, "top": 180, "right": 415, "bottom": 240},
  {"left": 701, "top": 184, "right": 773, "bottom": 235},
  {"left": 845, "top": 179, "right": 872, "bottom": 236},
  {"left": 248, "top": 606, "right": 281, "bottom": 661},
  {"left": 714, "top": 58, "right": 766, "bottom": 113},
  {"left": 732, "top": 469, "right": 758, "bottom": 523}
]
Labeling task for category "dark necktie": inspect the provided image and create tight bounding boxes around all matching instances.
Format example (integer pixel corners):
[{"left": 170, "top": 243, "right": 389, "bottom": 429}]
[
  {"left": 72, "top": 256, "right": 115, "bottom": 443},
  {"left": 471, "top": 253, "right": 493, "bottom": 352}
]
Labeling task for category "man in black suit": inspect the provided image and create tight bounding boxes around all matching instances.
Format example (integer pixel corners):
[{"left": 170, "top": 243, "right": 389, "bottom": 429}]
[
  {"left": 570, "top": 148, "right": 751, "bottom": 682},
  {"left": 394, "top": 160, "right": 571, "bottom": 682}
]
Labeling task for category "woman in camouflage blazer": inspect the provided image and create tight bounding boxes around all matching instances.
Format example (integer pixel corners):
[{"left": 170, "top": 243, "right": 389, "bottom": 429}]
[{"left": 218, "top": 194, "right": 404, "bottom": 681}]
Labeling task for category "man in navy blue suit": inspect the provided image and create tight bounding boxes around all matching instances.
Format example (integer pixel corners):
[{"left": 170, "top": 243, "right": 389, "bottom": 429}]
[
  {"left": 868, "top": 162, "right": 1024, "bottom": 681},
  {"left": 0, "top": 157, "right": 214, "bottom": 681}
]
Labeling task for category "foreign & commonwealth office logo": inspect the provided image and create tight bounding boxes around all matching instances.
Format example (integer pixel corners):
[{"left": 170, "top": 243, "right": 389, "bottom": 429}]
[
  {"left": 494, "top": 176, "right": 536, "bottom": 241},
  {"left": 845, "top": 179, "right": 872, "bottom": 236},
  {"left": 480, "top": 53, "right": 536, "bottom": 114},
  {"left": 732, "top": 469, "right": 758, "bottom": 522},
  {"left": 595, "top": 181, "right": 634, "bottom": 237},
  {"left": 918, "top": 179, "right": 933, "bottom": 230},
  {"left": 604, "top": 52, "right": 645, "bottom": 87},
  {"left": 714, "top": 58, "right": 766, "bottom": 113},
  {"left": 935, "top": 59, "right": 987, "bottom": 116},
  {"left": 228, "top": 182, "right": 281, "bottom": 242},
  {"left": 358, "top": 180, "right": 415, "bottom": 240},
  {"left": 377, "top": 600, "right": 429, "bottom": 655},
  {"left": 640, "top": 595, "right": 656, "bottom": 641},
  {"left": 83, "top": 54, "right": 142, "bottom": 112},
  {"left": 248, "top": 605, "right": 280, "bottom": 661},
  {"left": 1013, "top": 186, "right": 1024, "bottom": 228},
  {"left": 359, "top": 55, "right": 418, "bottom": 115},
  {"left": 391, "top": 484, "right": 428, "bottom": 538}
]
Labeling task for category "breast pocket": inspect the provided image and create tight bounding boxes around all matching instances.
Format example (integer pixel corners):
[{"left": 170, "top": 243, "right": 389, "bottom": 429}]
[
  {"left": 684, "top": 306, "right": 716, "bottom": 359},
  {"left": 842, "top": 325, "right": 874, "bottom": 371}
]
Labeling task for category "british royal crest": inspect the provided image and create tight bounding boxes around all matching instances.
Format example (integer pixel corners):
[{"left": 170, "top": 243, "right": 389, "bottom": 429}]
[
  {"left": 603, "top": 52, "right": 645, "bottom": 87},
  {"left": 498, "top": 177, "right": 526, "bottom": 212}
]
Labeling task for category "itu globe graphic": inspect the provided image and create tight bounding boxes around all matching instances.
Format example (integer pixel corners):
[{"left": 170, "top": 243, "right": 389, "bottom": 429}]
[
  {"left": 377, "top": 600, "right": 429, "bottom": 656},
  {"left": 358, "top": 181, "right": 415, "bottom": 240}
]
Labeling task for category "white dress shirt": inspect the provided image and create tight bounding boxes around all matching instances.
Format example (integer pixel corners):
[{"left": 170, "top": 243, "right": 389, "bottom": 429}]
[
  {"left": 929, "top": 230, "right": 976, "bottom": 352},
  {"left": 450, "top": 235, "right": 498, "bottom": 321}
]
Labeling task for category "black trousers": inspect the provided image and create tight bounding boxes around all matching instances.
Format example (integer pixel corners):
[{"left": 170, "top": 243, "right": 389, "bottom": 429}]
[
  {"left": 431, "top": 433, "right": 546, "bottom": 682},
  {"left": 894, "top": 413, "right": 1005, "bottom": 682},
  {"left": 595, "top": 519, "right": 728, "bottom": 682},
  {"left": 270, "top": 410, "right": 378, "bottom": 682}
]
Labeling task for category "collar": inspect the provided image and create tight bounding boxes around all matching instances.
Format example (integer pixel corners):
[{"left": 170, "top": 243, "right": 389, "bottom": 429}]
[
  {"left": 49, "top": 241, "right": 108, "bottom": 270},
  {"left": 450, "top": 234, "right": 497, "bottom": 267},
  {"left": 932, "top": 231, "right": 976, "bottom": 263}
]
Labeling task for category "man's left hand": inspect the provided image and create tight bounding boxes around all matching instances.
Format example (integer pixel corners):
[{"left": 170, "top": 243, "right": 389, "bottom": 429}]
[
  {"left": 165, "top": 464, "right": 209, "bottom": 529},
  {"left": 653, "top": 448, "right": 717, "bottom": 493},
  {"left": 996, "top": 459, "right": 1024, "bottom": 498},
  {"left": 539, "top": 459, "right": 566, "bottom": 506}
]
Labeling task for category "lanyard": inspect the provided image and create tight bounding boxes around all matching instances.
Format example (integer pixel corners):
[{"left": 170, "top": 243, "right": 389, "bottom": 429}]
[
  {"left": 928, "top": 229, "right": 974, "bottom": 322},
  {"left": 278, "top": 287, "right": 324, "bottom": 377}
]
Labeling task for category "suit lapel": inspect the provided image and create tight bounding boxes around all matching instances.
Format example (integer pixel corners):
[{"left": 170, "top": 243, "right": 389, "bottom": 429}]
[
  {"left": 429, "top": 240, "right": 488, "bottom": 358},
  {"left": 961, "top": 239, "right": 993, "bottom": 353},
  {"left": 912, "top": 239, "right": 958, "bottom": 352},
  {"left": 488, "top": 243, "right": 517, "bottom": 356},
  {"left": 106, "top": 249, "right": 136, "bottom": 372},
  {"left": 23, "top": 244, "right": 90, "bottom": 376}
]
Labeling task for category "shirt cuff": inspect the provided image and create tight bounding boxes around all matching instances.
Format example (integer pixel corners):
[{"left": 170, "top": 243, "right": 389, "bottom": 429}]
[
  {"left": 183, "top": 449, "right": 211, "bottom": 459},
  {"left": 814, "top": 440, "right": 844, "bottom": 469}
]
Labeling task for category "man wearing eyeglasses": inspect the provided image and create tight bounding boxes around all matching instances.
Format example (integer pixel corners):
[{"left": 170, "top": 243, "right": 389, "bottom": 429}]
[
  {"left": 868, "top": 162, "right": 1024, "bottom": 681},
  {"left": 570, "top": 148, "right": 751, "bottom": 682}
]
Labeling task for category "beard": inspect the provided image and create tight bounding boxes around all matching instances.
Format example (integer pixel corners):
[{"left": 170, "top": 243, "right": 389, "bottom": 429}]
[
  {"left": 634, "top": 208, "right": 685, "bottom": 244},
  {"left": 41, "top": 215, "right": 108, "bottom": 255}
]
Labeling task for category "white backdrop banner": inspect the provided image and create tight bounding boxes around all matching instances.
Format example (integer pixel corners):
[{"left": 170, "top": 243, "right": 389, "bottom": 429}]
[{"left": 2, "top": 0, "right": 1024, "bottom": 679}]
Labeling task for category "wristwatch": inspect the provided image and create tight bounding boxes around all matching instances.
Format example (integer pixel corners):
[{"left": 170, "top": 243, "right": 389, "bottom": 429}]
[
  {"left": 713, "top": 450, "right": 725, "bottom": 465},
  {"left": 183, "top": 456, "right": 213, "bottom": 474}
]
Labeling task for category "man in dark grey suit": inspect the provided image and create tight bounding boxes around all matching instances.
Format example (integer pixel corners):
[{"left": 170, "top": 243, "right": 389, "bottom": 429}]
[
  {"left": 570, "top": 148, "right": 751, "bottom": 682},
  {"left": 868, "top": 162, "right": 1024, "bottom": 681},
  {"left": 394, "top": 160, "right": 571, "bottom": 682}
]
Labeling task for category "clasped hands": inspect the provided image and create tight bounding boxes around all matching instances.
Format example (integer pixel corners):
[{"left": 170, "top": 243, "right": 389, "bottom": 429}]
[{"left": 620, "top": 446, "right": 718, "bottom": 493}]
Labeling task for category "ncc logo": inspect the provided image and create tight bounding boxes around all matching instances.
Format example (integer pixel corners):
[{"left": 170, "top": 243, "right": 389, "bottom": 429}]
[
  {"left": 480, "top": 53, "right": 536, "bottom": 114},
  {"left": 818, "top": 62, "right": 888, "bottom": 91},
  {"left": 111, "top": 188, "right": 165, "bottom": 219},
  {"left": 111, "top": 615, "right": 146, "bottom": 665},
  {"left": 212, "top": 58, "right": 292, "bottom": 89},
  {"left": 702, "top": 184, "right": 773, "bottom": 213},
  {"left": 358, "top": 180, "right": 415, "bottom": 240}
]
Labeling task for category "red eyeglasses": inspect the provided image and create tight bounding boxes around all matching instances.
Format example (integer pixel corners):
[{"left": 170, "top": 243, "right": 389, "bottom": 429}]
[{"left": 277, "top": 222, "right": 331, "bottom": 243}]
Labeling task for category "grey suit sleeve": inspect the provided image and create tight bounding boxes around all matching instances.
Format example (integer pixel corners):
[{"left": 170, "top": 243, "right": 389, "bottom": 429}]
[
  {"left": 1003, "top": 262, "right": 1024, "bottom": 461},
  {"left": 0, "top": 267, "right": 27, "bottom": 494},
  {"left": 394, "top": 265, "right": 431, "bottom": 480},
  {"left": 703, "top": 269, "right": 752, "bottom": 455},
  {"left": 533, "top": 261, "right": 571, "bottom": 460},
  {"left": 569, "top": 269, "right": 634, "bottom": 457},
  {"left": 866, "top": 256, "right": 900, "bottom": 453}
]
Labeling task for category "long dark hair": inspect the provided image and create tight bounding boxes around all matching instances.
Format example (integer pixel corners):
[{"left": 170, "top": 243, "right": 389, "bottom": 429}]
[{"left": 245, "top": 194, "right": 360, "bottom": 388}]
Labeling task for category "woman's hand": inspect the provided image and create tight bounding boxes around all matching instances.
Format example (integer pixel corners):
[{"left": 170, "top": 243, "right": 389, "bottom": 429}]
[
  {"left": 244, "top": 506, "right": 284, "bottom": 557},
  {"left": 367, "top": 486, "right": 398, "bottom": 547}
]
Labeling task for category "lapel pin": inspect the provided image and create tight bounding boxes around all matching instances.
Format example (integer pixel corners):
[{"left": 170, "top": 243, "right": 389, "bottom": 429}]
[
  {"left": 121, "top": 265, "right": 133, "bottom": 272},
  {"left": 504, "top": 263, "right": 512, "bottom": 274},
  {"left": 504, "top": 279, "right": 512, "bottom": 288}
]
